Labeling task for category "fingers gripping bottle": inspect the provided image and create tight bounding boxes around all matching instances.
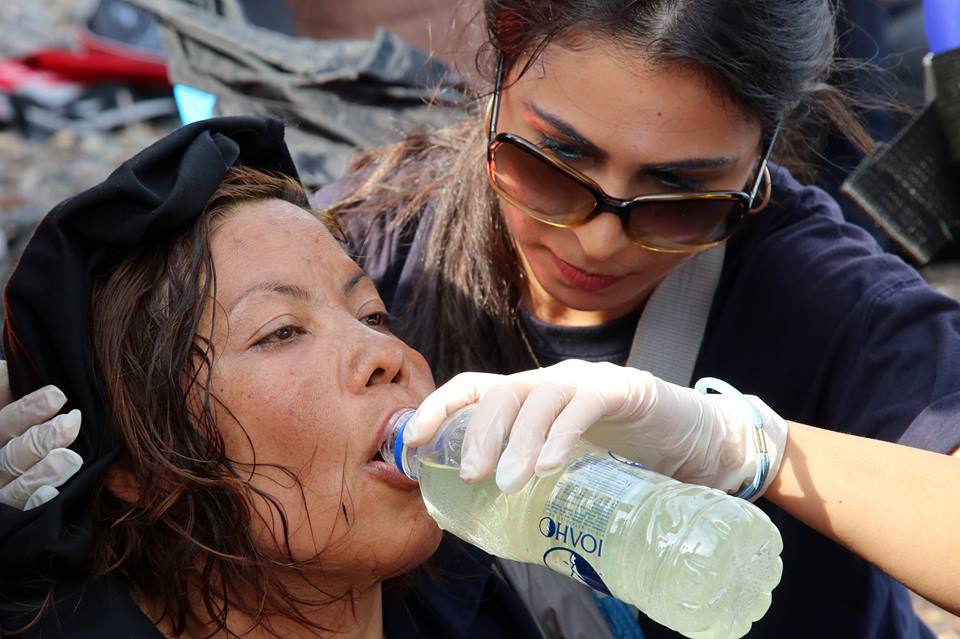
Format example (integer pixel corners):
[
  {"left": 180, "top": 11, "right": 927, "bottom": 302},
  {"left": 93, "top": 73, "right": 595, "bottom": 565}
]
[{"left": 382, "top": 405, "right": 783, "bottom": 639}]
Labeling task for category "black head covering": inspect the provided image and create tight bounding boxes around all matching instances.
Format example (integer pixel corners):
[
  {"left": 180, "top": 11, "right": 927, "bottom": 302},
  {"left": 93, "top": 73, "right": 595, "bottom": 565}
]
[{"left": 0, "top": 116, "right": 299, "bottom": 596}]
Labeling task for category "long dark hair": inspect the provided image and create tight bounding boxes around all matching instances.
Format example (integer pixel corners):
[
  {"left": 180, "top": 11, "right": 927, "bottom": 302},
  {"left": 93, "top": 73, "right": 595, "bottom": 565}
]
[
  {"left": 327, "top": 0, "right": 870, "bottom": 384},
  {"left": 89, "top": 166, "right": 348, "bottom": 636}
]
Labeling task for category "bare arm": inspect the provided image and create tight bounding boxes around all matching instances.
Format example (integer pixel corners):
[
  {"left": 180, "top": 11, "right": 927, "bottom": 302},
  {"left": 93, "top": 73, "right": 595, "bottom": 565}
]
[{"left": 764, "top": 423, "right": 960, "bottom": 615}]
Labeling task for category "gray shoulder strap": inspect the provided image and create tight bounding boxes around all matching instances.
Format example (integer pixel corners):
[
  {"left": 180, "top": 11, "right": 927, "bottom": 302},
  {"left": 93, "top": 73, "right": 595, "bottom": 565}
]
[
  {"left": 496, "top": 559, "right": 617, "bottom": 639},
  {"left": 498, "top": 245, "right": 726, "bottom": 638},
  {"left": 626, "top": 245, "right": 725, "bottom": 385}
]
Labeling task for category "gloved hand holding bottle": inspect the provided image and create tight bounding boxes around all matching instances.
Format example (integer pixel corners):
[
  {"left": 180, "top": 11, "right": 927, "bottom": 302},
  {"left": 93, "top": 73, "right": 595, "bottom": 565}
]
[
  {"left": 0, "top": 361, "right": 83, "bottom": 510},
  {"left": 405, "top": 359, "right": 788, "bottom": 500}
]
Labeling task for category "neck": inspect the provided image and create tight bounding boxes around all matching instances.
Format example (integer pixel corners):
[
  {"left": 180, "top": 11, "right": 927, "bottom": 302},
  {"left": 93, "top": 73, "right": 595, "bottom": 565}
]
[{"left": 525, "top": 289, "right": 644, "bottom": 326}]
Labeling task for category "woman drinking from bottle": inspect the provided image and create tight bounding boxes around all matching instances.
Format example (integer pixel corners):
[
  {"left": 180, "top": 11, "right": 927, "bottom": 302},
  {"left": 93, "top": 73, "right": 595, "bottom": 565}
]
[{"left": 0, "top": 119, "right": 535, "bottom": 639}]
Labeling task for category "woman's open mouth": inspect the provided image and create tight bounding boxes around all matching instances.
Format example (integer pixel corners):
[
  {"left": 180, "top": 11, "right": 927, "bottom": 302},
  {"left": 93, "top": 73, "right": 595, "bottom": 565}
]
[{"left": 366, "top": 452, "right": 419, "bottom": 490}]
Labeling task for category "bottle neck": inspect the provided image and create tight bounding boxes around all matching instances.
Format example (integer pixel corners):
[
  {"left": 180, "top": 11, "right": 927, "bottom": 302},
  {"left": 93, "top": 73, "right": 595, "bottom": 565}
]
[
  {"left": 381, "top": 408, "right": 420, "bottom": 480},
  {"left": 381, "top": 404, "right": 479, "bottom": 481}
]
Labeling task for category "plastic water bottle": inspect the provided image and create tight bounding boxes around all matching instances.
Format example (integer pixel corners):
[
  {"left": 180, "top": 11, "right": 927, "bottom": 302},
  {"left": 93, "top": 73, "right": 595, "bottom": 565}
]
[{"left": 382, "top": 405, "right": 783, "bottom": 639}]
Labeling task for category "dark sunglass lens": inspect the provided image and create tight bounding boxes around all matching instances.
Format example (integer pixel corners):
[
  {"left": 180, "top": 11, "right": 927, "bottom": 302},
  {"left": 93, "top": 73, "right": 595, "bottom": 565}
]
[
  {"left": 627, "top": 199, "right": 744, "bottom": 248},
  {"left": 490, "top": 142, "right": 595, "bottom": 224}
]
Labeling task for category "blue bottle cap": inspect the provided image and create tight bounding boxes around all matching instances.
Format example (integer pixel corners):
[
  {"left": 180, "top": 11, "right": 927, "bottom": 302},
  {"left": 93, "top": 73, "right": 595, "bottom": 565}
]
[{"left": 392, "top": 410, "right": 415, "bottom": 476}]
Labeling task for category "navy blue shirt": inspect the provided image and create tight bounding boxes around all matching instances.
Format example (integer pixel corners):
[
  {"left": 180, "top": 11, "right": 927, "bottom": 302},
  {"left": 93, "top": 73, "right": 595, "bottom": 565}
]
[
  {"left": 383, "top": 536, "right": 545, "bottom": 638},
  {"left": 7, "top": 541, "right": 544, "bottom": 639},
  {"left": 338, "top": 164, "right": 960, "bottom": 639},
  {"left": 519, "top": 305, "right": 642, "bottom": 367}
]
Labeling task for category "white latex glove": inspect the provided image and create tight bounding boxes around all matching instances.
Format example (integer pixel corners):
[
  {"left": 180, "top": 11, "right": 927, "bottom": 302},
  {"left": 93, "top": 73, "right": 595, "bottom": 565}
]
[
  {"left": 406, "top": 360, "right": 787, "bottom": 499},
  {"left": 0, "top": 361, "right": 83, "bottom": 510}
]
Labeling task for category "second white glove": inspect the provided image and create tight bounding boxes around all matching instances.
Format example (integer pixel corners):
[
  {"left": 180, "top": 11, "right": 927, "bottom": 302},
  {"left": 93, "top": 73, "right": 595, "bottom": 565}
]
[{"left": 0, "top": 361, "right": 83, "bottom": 510}]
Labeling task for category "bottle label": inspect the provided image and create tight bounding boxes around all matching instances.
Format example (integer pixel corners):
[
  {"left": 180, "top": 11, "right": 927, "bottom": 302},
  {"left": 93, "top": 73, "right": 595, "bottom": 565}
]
[{"left": 538, "top": 451, "right": 642, "bottom": 594}]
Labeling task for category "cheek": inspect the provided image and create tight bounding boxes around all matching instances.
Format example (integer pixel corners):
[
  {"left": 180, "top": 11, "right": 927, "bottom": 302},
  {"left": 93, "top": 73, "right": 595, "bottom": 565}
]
[
  {"left": 607, "top": 248, "right": 689, "bottom": 288},
  {"left": 501, "top": 201, "right": 562, "bottom": 250},
  {"left": 209, "top": 358, "right": 350, "bottom": 555},
  {"left": 213, "top": 364, "right": 321, "bottom": 462},
  {"left": 406, "top": 348, "right": 437, "bottom": 399}
]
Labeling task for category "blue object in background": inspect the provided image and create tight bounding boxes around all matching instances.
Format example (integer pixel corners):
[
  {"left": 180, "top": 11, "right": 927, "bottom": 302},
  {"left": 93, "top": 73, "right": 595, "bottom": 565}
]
[
  {"left": 172, "top": 84, "right": 216, "bottom": 124},
  {"left": 924, "top": 0, "right": 960, "bottom": 54}
]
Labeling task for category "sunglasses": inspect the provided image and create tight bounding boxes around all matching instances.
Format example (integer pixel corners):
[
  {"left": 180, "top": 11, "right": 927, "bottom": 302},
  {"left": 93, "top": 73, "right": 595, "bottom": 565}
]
[{"left": 486, "top": 56, "right": 779, "bottom": 253}]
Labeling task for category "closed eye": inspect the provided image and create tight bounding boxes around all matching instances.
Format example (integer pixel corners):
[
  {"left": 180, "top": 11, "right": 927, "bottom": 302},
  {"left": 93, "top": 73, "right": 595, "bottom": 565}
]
[
  {"left": 648, "top": 170, "right": 706, "bottom": 192},
  {"left": 537, "top": 134, "right": 589, "bottom": 162}
]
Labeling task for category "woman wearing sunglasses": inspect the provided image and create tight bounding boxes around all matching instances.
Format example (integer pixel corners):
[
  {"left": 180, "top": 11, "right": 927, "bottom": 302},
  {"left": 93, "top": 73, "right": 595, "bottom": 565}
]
[{"left": 317, "top": 0, "right": 960, "bottom": 637}]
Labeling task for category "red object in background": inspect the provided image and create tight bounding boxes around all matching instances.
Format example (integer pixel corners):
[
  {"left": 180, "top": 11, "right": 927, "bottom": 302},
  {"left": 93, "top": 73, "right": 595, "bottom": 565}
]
[
  {"left": 0, "top": 3, "right": 174, "bottom": 133},
  {"left": 0, "top": 18, "right": 169, "bottom": 92},
  {"left": 0, "top": 59, "right": 76, "bottom": 93},
  {"left": 22, "top": 46, "right": 168, "bottom": 87}
]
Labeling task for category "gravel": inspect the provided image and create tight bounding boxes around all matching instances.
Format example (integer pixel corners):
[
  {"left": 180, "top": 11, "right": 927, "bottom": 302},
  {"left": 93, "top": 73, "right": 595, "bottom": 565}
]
[{"left": 0, "top": 0, "right": 175, "bottom": 278}]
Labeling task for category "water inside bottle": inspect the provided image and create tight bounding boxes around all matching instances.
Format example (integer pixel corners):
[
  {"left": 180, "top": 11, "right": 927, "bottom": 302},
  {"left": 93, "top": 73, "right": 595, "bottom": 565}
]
[
  {"left": 418, "top": 443, "right": 782, "bottom": 639},
  {"left": 386, "top": 406, "right": 782, "bottom": 639}
]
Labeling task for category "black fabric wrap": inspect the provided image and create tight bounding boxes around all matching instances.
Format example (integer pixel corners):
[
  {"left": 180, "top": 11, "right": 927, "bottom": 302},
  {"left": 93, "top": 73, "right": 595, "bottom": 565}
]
[{"left": 0, "top": 116, "right": 298, "bottom": 600}]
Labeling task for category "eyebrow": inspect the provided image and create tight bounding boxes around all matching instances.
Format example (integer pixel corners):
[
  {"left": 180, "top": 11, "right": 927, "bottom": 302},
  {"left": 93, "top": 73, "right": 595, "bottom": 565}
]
[
  {"left": 343, "top": 270, "right": 368, "bottom": 296},
  {"left": 228, "top": 281, "right": 311, "bottom": 315},
  {"left": 525, "top": 101, "right": 738, "bottom": 172},
  {"left": 526, "top": 101, "right": 606, "bottom": 159},
  {"left": 227, "top": 271, "right": 371, "bottom": 317},
  {"left": 646, "top": 157, "right": 738, "bottom": 171}
]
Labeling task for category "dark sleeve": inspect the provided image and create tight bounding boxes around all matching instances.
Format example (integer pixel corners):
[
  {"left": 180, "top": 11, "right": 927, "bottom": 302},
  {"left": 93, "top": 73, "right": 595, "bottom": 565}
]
[
  {"left": 383, "top": 535, "right": 545, "bottom": 639},
  {"left": 311, "top": 174, "right": 426, "bottom": 315},
  {"left": 829, "top": 272, "right": 960, "bottom": 453},
  {"left": 310, "top": 172, "right": 368, "bottom": 258},
  {"left": 701, "top": 169, "right": 960, "bottom": 455},
  {"left": 2, "top": 577, "right": 163, "bottom": 638}
]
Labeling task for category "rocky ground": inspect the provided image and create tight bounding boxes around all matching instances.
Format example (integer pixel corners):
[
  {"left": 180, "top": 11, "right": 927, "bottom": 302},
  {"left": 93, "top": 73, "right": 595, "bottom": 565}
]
[
  {"left": 0, "top": 0, "right": 958, "bottom": 636},
  {"left": 0, "top": 0, "right": 176, "bottom": 277}
]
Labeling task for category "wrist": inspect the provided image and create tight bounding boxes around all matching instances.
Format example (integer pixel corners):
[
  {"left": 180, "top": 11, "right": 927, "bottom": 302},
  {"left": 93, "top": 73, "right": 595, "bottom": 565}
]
[
  {"left": 693, "top": 378, "right": 789, "bottom": 501},
  {"left": 738, "top": 396, "right": 788, "bottom": 500}
]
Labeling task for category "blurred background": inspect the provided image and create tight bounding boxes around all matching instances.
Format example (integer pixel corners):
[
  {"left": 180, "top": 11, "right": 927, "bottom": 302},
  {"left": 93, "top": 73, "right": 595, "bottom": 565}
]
[
  {"left": 0, "top": 1, "right": 957, "bottom": 635},
  {"left": 0, "top": 0, "right": 177, "bottom": 273}
]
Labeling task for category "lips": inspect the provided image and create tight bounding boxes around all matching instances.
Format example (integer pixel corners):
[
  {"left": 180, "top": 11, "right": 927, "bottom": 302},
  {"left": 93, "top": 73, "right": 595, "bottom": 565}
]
[
  {"left": 553, "top": 254, "right": 624, "bottom": 292},
  {"left": 365, "top": 407, "right": 419, "bottom": 490},
  {"left": 366, "top": 457, "right": 419, "bottom": 490}
]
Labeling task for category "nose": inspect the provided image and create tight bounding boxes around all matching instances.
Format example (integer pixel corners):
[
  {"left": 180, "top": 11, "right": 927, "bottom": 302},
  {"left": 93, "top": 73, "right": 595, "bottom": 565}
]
[
  {"left": 347, "top": 329, "right": 408, "bottom": 393},
  {"left": 572, "top": 211, "right": 630, "bottom": 263},
  {"left": 570, "top": 166, "right": 635, "bottom": 262}
]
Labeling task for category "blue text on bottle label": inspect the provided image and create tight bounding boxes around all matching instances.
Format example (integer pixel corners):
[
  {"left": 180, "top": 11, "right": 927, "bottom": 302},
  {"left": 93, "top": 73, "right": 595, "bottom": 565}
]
[{"left": 539, "top": 451, "right": 643, "bottom": 593}]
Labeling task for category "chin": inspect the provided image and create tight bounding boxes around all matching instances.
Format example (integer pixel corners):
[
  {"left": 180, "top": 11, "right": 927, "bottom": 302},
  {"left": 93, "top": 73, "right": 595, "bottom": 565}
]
[
  {"left": 545, "top": 282, "right": 635, "bottom": 312},
  {"left": 402, "top": 510, "right": 444, "bottom": 566},
  {"left": 310, "top": 511, "right": 442, "bottom": 587}
]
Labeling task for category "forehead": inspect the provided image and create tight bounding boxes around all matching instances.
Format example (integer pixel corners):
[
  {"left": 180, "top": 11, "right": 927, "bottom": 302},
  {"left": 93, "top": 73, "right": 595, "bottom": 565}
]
[
  {"left": 506, "top": 43, "right": 760, "bottom": 156},
  {"left": 210, "top": 199, "right": 352, "bottom": 288}
]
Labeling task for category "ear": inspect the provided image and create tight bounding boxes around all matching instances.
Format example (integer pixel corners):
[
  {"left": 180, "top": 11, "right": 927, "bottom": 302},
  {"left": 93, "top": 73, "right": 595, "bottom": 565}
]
[{"left": 104, "top": 460, "right": 142, "bottom": 504}]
